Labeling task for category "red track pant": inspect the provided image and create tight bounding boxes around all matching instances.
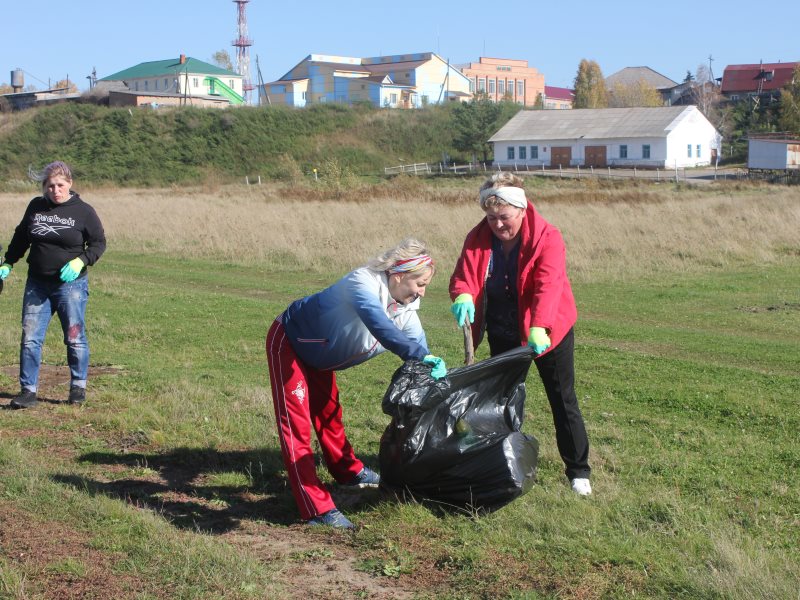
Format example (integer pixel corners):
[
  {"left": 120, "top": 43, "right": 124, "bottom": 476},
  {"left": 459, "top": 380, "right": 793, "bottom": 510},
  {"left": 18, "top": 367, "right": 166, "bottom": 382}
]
[{"left": 266, "top": 318, "right": 363, "bottom": 520}]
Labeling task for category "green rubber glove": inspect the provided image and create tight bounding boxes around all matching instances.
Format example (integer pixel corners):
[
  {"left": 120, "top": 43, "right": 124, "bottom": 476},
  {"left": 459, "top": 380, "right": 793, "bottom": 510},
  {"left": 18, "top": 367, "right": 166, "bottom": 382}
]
[
  {"left": 60, "top": 257, "right": 85, "bottom": 283},
  {"left": 450, "top": 293, "right": 475, "bottom": 327},
  {"left": 422, "top": 355, "right": 448, "bottom": 380},
  {"left": 528, "top": 327, "right": 551, "bottom": 355},
  {"left": 0, "top": 264, "right": 11, "bottom": 280}
]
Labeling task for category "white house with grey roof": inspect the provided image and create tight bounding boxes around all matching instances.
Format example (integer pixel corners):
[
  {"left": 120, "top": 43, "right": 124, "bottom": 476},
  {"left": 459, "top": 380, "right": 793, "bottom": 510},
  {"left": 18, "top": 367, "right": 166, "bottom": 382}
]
[{"left": 489, "top": 106, "right": 721, "bottom": 169}]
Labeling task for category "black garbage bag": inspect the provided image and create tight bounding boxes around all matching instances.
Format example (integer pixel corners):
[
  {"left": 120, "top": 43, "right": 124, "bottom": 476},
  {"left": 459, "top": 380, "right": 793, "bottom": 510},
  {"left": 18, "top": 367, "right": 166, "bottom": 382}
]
[{"left": 379, "top": 346, "right": 539, "bottom": 512}]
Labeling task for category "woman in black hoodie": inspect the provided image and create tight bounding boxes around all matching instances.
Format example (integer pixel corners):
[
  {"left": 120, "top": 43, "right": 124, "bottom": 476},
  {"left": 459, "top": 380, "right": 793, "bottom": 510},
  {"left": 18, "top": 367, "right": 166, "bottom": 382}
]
[{"left": 1, "top": 161, "right": 106, "bottom": 408}]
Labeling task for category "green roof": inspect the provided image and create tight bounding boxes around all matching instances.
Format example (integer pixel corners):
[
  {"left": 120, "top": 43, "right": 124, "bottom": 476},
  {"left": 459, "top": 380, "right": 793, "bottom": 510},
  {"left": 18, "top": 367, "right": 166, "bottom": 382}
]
[{"left": 101, "top": 57, "right": 238, "bottom": 81}]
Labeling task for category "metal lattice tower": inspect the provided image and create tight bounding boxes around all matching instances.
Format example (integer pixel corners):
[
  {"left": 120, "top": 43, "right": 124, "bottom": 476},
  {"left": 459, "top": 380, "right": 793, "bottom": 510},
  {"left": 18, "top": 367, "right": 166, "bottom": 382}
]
[{"left": 232, "top": 0, "right": 254, "bottom": 103}]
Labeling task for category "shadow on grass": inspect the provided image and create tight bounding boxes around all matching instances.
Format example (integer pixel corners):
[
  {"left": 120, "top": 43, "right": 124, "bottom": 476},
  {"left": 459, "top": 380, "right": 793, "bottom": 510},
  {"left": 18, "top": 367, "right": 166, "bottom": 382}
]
[{"left": 51, "top": 447, "right": 382, "bottom": 533}]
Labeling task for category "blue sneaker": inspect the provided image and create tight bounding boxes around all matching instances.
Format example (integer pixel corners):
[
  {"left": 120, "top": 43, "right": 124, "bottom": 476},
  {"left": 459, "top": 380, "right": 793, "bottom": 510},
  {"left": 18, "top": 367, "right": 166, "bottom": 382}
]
[
  {"left": 346, "top": 467, "right": 380, "bottom": 488},
  {"left": 307, "top": 509, "right": 355, "bottom": 529}
]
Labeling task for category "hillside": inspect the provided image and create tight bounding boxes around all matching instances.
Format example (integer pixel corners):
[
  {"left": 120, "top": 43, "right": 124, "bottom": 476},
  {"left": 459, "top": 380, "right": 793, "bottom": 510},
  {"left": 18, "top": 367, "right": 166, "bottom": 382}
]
[{"left": 0, "top": 102, "right": 474, "bottom": 187}]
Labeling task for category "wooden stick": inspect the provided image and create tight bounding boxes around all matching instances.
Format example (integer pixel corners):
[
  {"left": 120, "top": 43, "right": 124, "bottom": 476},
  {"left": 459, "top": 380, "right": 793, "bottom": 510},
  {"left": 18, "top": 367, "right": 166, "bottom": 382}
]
[{"left": 462, "top": 324, "right": 475, "bottom": 365}]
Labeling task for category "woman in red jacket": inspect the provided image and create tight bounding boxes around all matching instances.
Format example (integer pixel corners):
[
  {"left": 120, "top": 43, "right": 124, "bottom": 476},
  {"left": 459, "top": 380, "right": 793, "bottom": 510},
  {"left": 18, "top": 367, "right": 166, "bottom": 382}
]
[{"left": 449, "top": 173, "right": 591, "bottom": 495}]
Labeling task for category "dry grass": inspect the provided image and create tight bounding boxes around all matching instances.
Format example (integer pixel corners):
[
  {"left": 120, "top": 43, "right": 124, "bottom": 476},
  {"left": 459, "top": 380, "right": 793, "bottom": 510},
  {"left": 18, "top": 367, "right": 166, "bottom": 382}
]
[{"left": 0, "top": 179, "right": 797, "bottom": 281}]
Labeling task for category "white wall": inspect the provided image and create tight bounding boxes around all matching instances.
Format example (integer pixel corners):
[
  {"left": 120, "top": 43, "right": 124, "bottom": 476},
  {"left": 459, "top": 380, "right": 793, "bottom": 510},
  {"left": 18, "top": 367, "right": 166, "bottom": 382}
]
[
  {"left": 747, "top": 140, "right": 794, "bottom": 169},
  {"left": 493, "top": 137, "right": 670, "bottom": 167},
  {"left": 665, "top": 110, "right": 719, "bottom": 168}
]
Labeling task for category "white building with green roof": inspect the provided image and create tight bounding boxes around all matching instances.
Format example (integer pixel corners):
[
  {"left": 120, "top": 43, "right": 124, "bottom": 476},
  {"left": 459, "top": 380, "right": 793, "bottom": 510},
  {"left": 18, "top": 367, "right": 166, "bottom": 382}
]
[{"left": 101, "top": 55, "right": 244, "bottom": 105}]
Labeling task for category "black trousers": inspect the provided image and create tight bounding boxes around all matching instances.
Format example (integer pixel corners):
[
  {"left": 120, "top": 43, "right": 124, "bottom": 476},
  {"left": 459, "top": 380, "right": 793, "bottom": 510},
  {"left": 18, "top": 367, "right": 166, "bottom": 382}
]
[{"left": 489, "top": 328, "right": 591, "bottom": 480}]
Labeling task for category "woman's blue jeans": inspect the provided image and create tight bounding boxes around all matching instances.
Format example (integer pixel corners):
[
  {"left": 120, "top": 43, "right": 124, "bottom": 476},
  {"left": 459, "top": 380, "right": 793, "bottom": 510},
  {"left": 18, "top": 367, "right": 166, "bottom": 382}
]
[{"left": 19, "top": 276, "right": 90, "bottom": 392}]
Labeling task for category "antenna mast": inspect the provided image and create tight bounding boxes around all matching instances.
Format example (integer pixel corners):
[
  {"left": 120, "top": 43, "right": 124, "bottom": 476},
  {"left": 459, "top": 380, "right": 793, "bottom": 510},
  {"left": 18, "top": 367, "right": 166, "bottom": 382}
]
[{"left": 232, "top": 0, "right": 254, "bottom": 104}]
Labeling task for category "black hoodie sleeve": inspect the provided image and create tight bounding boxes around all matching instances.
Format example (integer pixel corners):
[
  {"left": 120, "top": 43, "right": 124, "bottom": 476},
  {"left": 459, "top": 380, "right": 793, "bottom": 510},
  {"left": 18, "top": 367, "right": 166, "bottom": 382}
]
[
  {"left": 79, "top": 203, "right": 106, "bottom": 266},
  {"left": 3, "top": 200, "right": 37, "bottom": 266}
]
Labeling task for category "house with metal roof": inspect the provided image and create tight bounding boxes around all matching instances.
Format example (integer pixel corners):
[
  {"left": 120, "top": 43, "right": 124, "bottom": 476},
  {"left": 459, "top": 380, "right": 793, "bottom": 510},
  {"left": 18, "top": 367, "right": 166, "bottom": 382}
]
[
  {"left": 262, "top": 52, "right": 471, "bottom": 108},
  {"left": 489, "top": 106, "right": 721, "bottom": 169},
  {"left": 720, "top": 62, "right": 799, "bottom": 103},
  {"left": 543, "top": 86, "right": 574, "bottom": 110},
  {"left": 605, "top": 67, "right": 678, "bottom": 105},
  {"left": 100, "top": 55, "right": 244, "bottom": 106}
]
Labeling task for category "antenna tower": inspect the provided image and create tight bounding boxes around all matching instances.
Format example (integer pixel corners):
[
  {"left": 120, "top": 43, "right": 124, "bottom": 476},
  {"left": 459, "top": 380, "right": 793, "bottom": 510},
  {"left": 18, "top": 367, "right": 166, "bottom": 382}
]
[{"left": 231, "top": 0, "right": 254, "bottom": 103}]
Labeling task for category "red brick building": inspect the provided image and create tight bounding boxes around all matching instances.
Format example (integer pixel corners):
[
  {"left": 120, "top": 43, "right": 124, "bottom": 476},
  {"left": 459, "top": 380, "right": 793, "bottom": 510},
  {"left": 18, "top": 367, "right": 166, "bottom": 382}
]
[{"left": 458, "top": 57, "right": 545, "bottom": 106}]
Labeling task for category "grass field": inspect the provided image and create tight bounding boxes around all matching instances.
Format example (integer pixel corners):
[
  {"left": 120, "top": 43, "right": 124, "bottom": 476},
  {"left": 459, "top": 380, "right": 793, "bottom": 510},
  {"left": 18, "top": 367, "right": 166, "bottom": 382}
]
[{"left": 0, "top": 178, "right": 798, "bottom": 599}]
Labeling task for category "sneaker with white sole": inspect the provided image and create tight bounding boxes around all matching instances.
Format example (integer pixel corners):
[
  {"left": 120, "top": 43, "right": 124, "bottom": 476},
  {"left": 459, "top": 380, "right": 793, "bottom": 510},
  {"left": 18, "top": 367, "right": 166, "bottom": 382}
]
[
  {"left": 307, "top": 508, "right": 355, "bottom": 529},
  {"left": 345, "top": 466, "right": 380, "bottom": 488},
  {"left": 570, "top": 478, "right": 592, "bottom": 496}
]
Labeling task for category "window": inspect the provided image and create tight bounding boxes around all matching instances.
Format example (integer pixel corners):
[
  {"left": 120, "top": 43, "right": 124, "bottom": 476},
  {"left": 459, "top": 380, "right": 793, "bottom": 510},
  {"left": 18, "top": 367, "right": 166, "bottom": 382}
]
[
  {"left": 620, "top": 144, "right": 628, "bottom": 159},
  {"left": 164, "top": 78, "right": 169, "bottom": 89},
  {"left": 696, "top": 144, "right": 701, "bottom": 158},
  {"left": 531, "top": 145, "right": 539, "bottom": 159},
  {"left": 230, "top": 80, "right": 234, "bottom": 88},
  {"left": 519, "top": 146, "right": 527, "bottom": 159},
  {"left": 193, "top": 77, "right": 199, "bottom": 87},
  {"left": 489, "top": 79, "right": 495, "bottom": 94},
  {"left": 687, "top": 144, "right": 692, "bottom": 158},
  {"left": 507, "top": 146, "right": 515, "bottom": 160},
  {"left": 469, "top": 79, "right": 475, "bottom": 93},
  {"left": 154, "top": 79, "right": 158, "bottom": 90},
  {"left": 517, "top": 80, "right": 524, "bottom": 98},
  {"left": 144, "top": 80, "right": 148, "bottom": 91},
  {"left": 134, "top": 82, "right": 139, "bottom": 91},
  {"left": 498, "top": 80, "right": 505, "bottom": 96},
  {"left": 478, "top": 78, "right": 486, "bottom": 92},
  {"left": 390, "top": 93, "right": 398, "bottom": 105},
  {"left": 642, "top": 144, "right": 651, "bottom": 159}
]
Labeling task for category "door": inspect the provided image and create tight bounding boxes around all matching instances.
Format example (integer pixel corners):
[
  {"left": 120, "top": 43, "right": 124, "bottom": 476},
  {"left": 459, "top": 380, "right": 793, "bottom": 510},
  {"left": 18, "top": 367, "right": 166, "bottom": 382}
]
[
  {"left": 584, "top": 146, "right": 607, "bottom": 167},
  {"left": 551, "top": 147, "right": 572, "bottom": 168}
]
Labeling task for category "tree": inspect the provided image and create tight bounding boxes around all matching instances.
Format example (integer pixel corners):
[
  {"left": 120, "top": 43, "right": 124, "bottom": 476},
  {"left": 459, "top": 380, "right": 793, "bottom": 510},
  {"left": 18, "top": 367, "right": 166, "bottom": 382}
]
[
  {"left": 211, "top": 50, "right": 234, "bottom": 71},
  {"left": 573, "top": 59, "right": 607, "bottom": 108},
  {"left": 608, "top": 80, "right": 663, "bottom": 107},
  {"left": 688, "top": 64, "right": 722, "bottom": 118},
  {"left": 452, "top": 93, "right": 521, "bottom": 162},
  {"left": 53, "top": 79, "right": 78, "bottom": 93},
  {"left": 778, "top": 65, "right": 800, "bottom": 135}
]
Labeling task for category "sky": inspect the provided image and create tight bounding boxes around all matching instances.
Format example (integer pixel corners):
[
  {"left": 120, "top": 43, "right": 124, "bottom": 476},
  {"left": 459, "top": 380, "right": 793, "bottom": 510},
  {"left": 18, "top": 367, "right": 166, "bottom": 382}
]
[{"left": 2, "top": 0, "right": 798, "bottom": 92}]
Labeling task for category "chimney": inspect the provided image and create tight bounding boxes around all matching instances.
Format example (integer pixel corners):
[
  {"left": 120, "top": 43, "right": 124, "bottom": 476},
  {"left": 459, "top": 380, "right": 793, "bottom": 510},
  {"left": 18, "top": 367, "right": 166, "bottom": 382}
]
[{"left": 180, "top": 54, "right": 186, "bottom": 64}]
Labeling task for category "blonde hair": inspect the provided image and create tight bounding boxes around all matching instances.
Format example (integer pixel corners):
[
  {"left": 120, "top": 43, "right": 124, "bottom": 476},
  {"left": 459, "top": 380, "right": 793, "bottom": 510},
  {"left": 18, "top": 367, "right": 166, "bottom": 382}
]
[
  {"left": 367, "top": 237, "right": 435, "bottom": 276},
  {"left": 30, "top": 161, "right": 73, "bottom": 190},
  {"left": 479, "top": 172, "right": 525, "bottom": 209}
]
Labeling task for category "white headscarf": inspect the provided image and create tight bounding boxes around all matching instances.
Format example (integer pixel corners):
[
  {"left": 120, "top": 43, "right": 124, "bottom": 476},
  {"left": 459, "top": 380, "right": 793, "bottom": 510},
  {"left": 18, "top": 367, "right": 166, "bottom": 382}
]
[{"left": 479, "top": 186, "right": 528, "bottom": 209}]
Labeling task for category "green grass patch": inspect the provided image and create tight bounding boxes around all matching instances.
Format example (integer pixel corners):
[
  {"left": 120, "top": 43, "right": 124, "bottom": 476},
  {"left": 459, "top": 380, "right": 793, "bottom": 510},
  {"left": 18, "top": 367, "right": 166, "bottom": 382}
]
[{"left": 0, "top": 248, "right": 797, "bottom": 598}]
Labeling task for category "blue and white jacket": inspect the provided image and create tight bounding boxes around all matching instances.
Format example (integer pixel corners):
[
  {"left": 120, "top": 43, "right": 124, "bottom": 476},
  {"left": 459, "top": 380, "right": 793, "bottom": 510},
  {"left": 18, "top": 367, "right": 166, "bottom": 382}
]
[{"left": 282, "top": 267, "right": 429, "bottom": 371}]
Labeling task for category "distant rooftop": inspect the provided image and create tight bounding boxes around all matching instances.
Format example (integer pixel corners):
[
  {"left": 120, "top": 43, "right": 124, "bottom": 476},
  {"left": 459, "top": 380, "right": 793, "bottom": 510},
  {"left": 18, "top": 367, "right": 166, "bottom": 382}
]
[
  {"left": 489, "top": 106, "right": 701, "bottom": 142},
  {"left": 101, "top": 56, "right": 238, "bottom": 81},
  {"left": 544, "top": 86, "right": 573, "bottom": 101},
  {"left": 605, "top": 66, "right": 678, "bottom": 90}
]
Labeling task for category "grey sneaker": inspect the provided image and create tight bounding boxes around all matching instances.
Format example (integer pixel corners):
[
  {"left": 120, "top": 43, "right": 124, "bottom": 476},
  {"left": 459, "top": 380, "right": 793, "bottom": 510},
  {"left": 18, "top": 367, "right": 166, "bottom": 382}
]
[
  {"left": 307, "top": 509, "right": 355, "bottom": 529},
  {"left": 345, "top": 466, "right": 380, "bottom": 488},
  {"left": 68, "top": 386, "right": 86, "bottom": 405},
  {"left": 10, "top": 389, "right": 38, "bottom": 409}
]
